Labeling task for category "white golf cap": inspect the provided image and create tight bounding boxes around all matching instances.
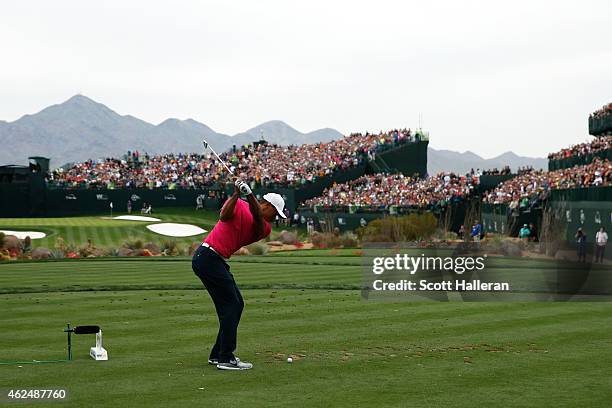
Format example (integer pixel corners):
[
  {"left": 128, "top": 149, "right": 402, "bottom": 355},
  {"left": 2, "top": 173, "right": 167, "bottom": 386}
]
[{"left": 263, "top": 193, "right": 287, "bottom": 218}]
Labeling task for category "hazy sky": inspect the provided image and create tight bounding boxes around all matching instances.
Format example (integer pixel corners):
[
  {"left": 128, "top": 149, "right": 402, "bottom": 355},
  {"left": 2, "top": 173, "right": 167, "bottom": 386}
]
[{"left": 1, "top": 0, "right": 610, "bottom": 158}]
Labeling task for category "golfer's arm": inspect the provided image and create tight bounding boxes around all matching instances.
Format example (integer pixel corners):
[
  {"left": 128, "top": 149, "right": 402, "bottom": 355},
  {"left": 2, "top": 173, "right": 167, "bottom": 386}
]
[
  {"left": 219, "top": 192, "right": 239, "bottom": 221},
  {"left": 246, "top": 193, "right": 265, "bottom": 237}
]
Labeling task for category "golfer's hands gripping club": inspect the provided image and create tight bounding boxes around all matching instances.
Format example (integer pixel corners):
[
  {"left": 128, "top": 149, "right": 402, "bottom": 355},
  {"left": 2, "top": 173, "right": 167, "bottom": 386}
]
[{"left": 235, "top": 179, "right": 252, "bottom": 195}]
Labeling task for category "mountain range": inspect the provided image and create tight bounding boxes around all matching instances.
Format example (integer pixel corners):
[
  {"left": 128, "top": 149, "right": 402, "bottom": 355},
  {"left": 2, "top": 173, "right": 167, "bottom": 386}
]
[
  {"left": 0, "top": 95, "right": 547, "bottom": 174},
  {"left": 427, "top": 148, "right": 547, "bottom": 175}
]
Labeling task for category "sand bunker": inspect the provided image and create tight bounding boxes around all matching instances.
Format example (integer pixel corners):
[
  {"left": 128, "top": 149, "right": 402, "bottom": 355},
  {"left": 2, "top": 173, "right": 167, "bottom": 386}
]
[
  {"left": 0, "top": 230, "right": 47, "bottom": 240},
  {"left": 112, "top": 215, "right": 161, "bottom": 222},
  {"left": 146, "top": 223, "right": 207, "bottom": 237}
]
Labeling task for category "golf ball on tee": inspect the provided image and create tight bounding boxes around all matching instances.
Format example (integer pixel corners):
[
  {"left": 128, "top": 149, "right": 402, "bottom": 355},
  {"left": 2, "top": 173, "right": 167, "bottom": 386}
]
[{"left": 287, "top": 357, "right": 293, "bottom": 363}]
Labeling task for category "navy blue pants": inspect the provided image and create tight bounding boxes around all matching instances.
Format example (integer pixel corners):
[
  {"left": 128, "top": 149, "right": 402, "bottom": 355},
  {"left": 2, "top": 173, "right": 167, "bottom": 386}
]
[{"left": 192, "top": 246, "right": 244, "bottom": 363}]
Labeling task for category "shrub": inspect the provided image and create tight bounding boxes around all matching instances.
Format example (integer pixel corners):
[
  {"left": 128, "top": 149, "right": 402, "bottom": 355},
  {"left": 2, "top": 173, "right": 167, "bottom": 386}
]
[
  {"left": 143, "top": 242, "right": 161, "bottom": 255},
  {"left": 311, "top": 231, "right": 341, "bottom": 248},
  {"left": 0, "top": 232, "right": 5, "bottom": 248},
  {"left": 340, "top": 232, "right": 359, "bottom": 248},
  {"left": 161, "top": 240, "right": 179, "bottom": 256},
  {"left": 246, "top": 242, "right": 269, "bottom": 255},
  {"left": 311, "top": 231, "right": 358, "bottom": 249},
  {"left": 235, "top": 247, "right": 250, "bottom": 256},
  {"left": 0, "top": 249, "right": 11, "bottom": 261},
  {"left": 65, "top": 242, "right": 78, "bottom": 254},
  {"left": 78, "top": 245, "right": 96, "bottom": 258},
  {"left": 501, "top": 239, "right": 522, "bottom": 257},
  {"left": 23, "top": 236, "right": 32, "bottom": 253},
  {"left": 50, "top": 249, "right": 65, "bottom": 259},
  {"left": 104, "top": 248, "right": 120, "bottom": 257},
  {"left": 361, "top": 213, "right": 437, "bottom": 242},
  {"left": 54, "top": 237, "right": 66, "bottom": 251},
  {"left": 430, "top": 229, "right": 457, "bottom": 241},
  {"left": 123, "top": 239, "right": 144, "bottom": 250},
  {"left": 481, "top": 234, "right": 504, "bottom": 254},
  {"left": 169, "top": 244, "right": 184, "bottom": 256}
]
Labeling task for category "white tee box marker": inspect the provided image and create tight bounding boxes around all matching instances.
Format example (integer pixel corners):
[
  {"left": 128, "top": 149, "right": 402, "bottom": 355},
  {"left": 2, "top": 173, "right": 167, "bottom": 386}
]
[{"left": 90, "top": 330, "right": 108, "bottom": 361}]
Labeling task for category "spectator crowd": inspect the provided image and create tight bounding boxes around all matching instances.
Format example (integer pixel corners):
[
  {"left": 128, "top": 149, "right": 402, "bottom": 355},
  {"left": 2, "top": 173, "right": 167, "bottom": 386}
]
[
  {"left": 482, "top": 158, "right": 611, "bottom": 205},
  {"left": 481, "top": 166, "right": 512, "bottom": 176},
  {"left": 303, "top": 171, "right": 478, "bottom": 210},
  {"left": 47, "top": 129, "right": 421, "bottom": 190},
  {"left": 590, "top": 103, "right": 612, "bottom": 120},
  {"left": 547, "top": 136, "right": 612, "bottom": 161}
]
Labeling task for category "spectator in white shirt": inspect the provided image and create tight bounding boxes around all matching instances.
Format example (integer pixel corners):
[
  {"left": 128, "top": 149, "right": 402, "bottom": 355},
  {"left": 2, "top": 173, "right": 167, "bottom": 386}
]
[{"left": 595, "top": 227, "right": 608, "bottom": 263}]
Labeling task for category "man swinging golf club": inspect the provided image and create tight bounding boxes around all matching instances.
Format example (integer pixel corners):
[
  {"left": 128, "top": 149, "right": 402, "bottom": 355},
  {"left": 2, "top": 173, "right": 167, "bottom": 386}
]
[{"left": 192, "top": 178, "right": 286, "bottom": 370}]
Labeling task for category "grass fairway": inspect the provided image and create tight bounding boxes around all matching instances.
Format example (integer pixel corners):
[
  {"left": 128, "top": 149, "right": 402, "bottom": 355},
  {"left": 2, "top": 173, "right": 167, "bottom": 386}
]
[
  {"left": 0, "top": 208, "right": 220, "bottom": 249},
  {"left": 1, "top": 253, "right": 612, "bottom": 407}
]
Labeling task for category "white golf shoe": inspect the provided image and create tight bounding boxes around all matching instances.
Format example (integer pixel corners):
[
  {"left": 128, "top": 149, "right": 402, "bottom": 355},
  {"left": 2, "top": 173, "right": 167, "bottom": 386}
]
[{"left": 216, "top": 357, "right": 253, "bottom": 370}]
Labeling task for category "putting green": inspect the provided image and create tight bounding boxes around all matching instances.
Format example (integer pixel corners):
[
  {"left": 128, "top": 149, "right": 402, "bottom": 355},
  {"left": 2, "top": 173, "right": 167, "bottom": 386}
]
[{"left": 1, "top": 253, "right": 612, "bottom": 407}]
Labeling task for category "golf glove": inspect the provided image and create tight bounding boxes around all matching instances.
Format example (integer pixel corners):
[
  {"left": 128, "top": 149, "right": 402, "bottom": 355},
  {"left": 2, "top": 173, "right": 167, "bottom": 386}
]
[{"left": 236, "top": 181, "right": 252, "bottom": 195}]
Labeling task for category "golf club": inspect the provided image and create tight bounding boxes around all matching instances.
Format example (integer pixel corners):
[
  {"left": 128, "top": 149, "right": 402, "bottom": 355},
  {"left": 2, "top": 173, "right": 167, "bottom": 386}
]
[{"left": 202, "top": 139, "right": 234, "bottom": 175}]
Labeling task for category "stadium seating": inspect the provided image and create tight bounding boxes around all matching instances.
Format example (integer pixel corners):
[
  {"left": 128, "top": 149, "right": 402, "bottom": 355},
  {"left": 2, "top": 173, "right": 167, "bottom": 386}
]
[
  {"left": 46, "top": 129, "right": 420, "bottom": 190},
  {"left": 303, "top": 172, "right": 479, "bottom": 210}
]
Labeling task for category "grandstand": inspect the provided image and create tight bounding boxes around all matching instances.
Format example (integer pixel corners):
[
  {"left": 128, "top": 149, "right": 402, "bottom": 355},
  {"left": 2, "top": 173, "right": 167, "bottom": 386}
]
[
  {"left": 589, "top": 102, "right": 612, "bottom": 136},
  {"left": 46, "top": 128, "right": 427, "bottom": 190},
  {"left": 547, "top": 136, "right": 611, "bottom": 171},
  {"left": 297, "top": 104, "right": 611, "bottom": 253},
  {"left": 480, "top": 102, "right": 612, "bottom": 248},
  {"left": 0, "top": 128, "right": 429, "bottom": 216}
]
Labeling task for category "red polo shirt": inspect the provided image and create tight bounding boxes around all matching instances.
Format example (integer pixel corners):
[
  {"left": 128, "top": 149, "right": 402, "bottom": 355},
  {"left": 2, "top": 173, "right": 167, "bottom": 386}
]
[{"left": 204, "top": 198, "right": 271, "bottom": 259}]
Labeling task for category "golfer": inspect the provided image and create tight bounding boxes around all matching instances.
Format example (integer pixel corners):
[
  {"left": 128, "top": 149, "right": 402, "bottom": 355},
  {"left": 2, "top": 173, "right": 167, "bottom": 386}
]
[{"left": 192, "top": 179, "right": 286, "bottom": 370}]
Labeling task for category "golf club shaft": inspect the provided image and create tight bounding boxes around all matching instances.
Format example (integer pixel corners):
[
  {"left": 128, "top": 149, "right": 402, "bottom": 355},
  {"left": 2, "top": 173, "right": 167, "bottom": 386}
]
[{"left": 203, "top": 140, "right": 234, "bottom": 175}]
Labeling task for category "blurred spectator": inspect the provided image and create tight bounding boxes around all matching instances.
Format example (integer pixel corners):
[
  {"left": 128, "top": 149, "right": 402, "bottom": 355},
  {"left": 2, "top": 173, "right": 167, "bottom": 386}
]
[
  {"left": 528, "top": 222, "right": 538, "bottom": 242},
  {"left": 457, "top": 225, "right": 466, "bottom": 241},
  {"left": 482, "top": 166, "right": 511, "bottom": 175},
  {"left": 595, "top": 227, "right": 608, "bottom": 263},
  {"left": 575, "top": 228, "right": 587, "bottom": 263},
  {"left": 471, "top": 220, "right": 483, "bottom": 243},
  {"left": 519, "top": 224, "right": 530, "bottom": 241}
]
